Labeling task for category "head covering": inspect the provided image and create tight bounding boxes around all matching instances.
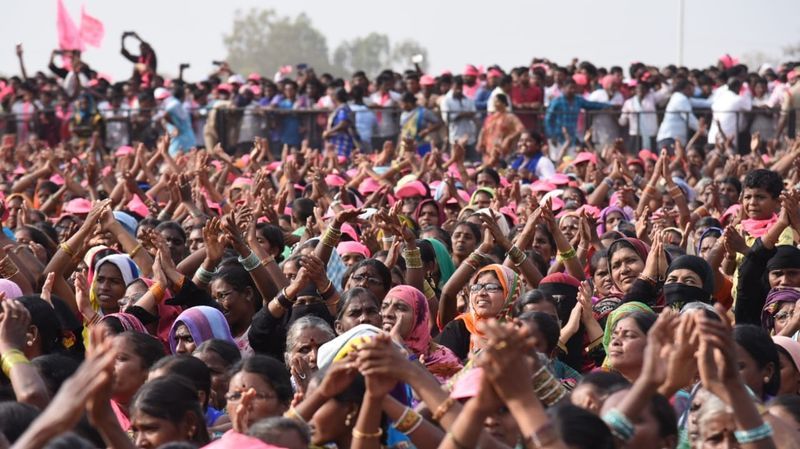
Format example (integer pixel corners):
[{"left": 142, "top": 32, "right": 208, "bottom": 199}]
[
  {"left": 113, "top": 211, "right": 138, "bottom": 235},
  {"left": 89, "top": 254, "right": 140, "bottom": 316},
  {"left": 538, "top": 273, "right": 585, "bottom": 370},
  {"left": 317, "top": 324, "right": 382, "bottom": 370},
  {"left": 99, "top": 312, "right": 147, "bottom": 333},
  {"left": 773, "top": 336, "right": 800, "bottom": 374},
  {"left": 456, "top": 265, "right": 522, "bottom": 354},
  {"left": 63, "top": 198, "right": 92, "bottom": 214},
  {"left": 761, "top": 287, "right": 800, "bottom": 331},
  {"left": 0, "top": 279, "right": 22, "bottom": 299},
  {"left": 420, "top": 75, "right": 436, "bottom": 86},
  {"left": 601, "top": 75, "right": 616, "bottom": 90},
  {"left": 606, "top": 238, "right": 650, "bottom": 295},
  {"left": 601, "top": 301, "right": 654, "bottom": 368},
  {"left": 414, "top": 199, "right": 446, "bottom": 228},
  {"left": 336, "top": 241, "right": 371, "bottom": 259},
  {"left": 168, "top": 306, "right": 235, "bottom": 354},
  {"left": 386, "top": 286, "right": 431, "bottom": 355},
  {"left": 463, "top": 65, "right": 479, "bottom": 77},
  {"left": 696, "top": 227, "right": 723, "bottom": 255},
  {"left": 425, "top": 237, "right": 456, "bottom": 290},
  {"left": 202, "top": 431, "right": 284, "bottom": 449},
  {"left": 395, "top": 180, "right": 428, "bottom": 199},
  {"left": 468, "top": 187, "right": 495, "bottom": 206},
  {"left": 598, "top": 206, "right": 632, "bottom": 234},
  {"left": 767, "top": 246, "right": 800, "bottom": 272},
  {"left": 663, "top": 255, "right": 715, "bottom": 307},
  {"left": 154, "top": 87, "right": 170, "bottom": 101}
]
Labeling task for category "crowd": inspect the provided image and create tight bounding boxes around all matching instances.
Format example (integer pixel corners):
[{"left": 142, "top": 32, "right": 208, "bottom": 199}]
[{"left": 0, "top": 31, "right": 799, "bottom": 449}]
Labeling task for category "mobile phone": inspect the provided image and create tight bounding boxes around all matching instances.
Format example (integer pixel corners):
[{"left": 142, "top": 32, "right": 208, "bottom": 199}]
[
  {"left": 211, "top": 60, "right": 224, "bottom": 66},
  {"left": 179, "top": 63, "right": 190, "bottom": 70},
  {"left": 411, "top": 54, "right": 424, "bottom": 64}
]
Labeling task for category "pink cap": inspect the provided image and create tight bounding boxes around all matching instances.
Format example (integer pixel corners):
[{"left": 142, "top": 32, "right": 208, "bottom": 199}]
[
  {"left": 325, "top": 174, "right": 346, "bottom": 187},
  {"left": 788, "top": 69, "right": 799, "bottom": 82},
  {"left": 232, "top": 177, "right": 253, "bottom": 189},
  {"left": 336, "top": 241, "right": 371, "bottom": 258},
  {"left": 247, "top": 72, "right": 262, "bottom": 82},
  {"left": 638, "top": 149, "right": 658, "bottom": 162},
  {"left": 265, "top": 161, "right": 281, "bottom": 172},
  {"left": 127, "top": 195, "right": 150, "bottom": 218},
  {"left": 115, "top": 145, "right": 135, "bottom": 157},
  {"left": 154, "top": 87, "right": 170, "bottom": 101},
  {"left": 216, "top": 83, "right": 233, "bottom": 93},
  {"left": 49, "top": 174, "right": 65, "bottom": 186},
  {"left": 572, "top": 152, "right": 597, "bottom": 165},
  {"left": 359, "top": 178, "right": 381, "bottom": 195},
  {"left": 531, "top": 180, "right": 557, "bottom": 193},
  {"left": 488, "top": 69, "right": 503, "bottom": 79},
  {"left": 463, "top": 65, "right": 479, "bottom": 77},
  {"left": 544, "top": 196, "right": 565, "bottom": 211},
  {"left": 601, "top": 74, "right": 616, "bottom": 90},
  {"left": 446, "top": 189, "right": 471, "bottom": 205},
  {"left": 548, "top": 173, "right": 570, "bottom": 186},
  {"left": 202, "top": 431, "right": 284, "bottom": 449},
  {"left": 395, "top": 180, "right": 427, "bottom": 199},
  {"left": 63, "top": 198, "right": 92, "bottom": 214},
  {"left": 340, "top": 223, "right": 359, "bottom": 242},
  {"left": 572, "top": 73, "right": 588, "bottom": 86},
  {"left": 773, "top": 336, "right": 800, "bottom": 372},
  {"left": 420, "top": 75, "right": 436, "bottom": 86}
]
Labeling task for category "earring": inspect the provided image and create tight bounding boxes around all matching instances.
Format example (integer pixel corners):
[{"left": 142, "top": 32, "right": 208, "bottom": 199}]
[
  {"left": 187, "top": 426, "right": 196, "bottom": 439},
  {"left": 26, "top": 340, "right": 33, "bottom": 347},
  {"left": 345, "top": 410, "right": 355, "bottom": 427}
]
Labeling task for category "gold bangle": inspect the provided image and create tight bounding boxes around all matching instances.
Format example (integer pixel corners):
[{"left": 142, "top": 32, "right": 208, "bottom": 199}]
[
  {"left": 283, "top": 407, "right": 308, "bottom": 425},
  {"left": 150, "top": 282, "right": 166, "bottom": 303},
  {"left": 558, "top": 247, "right": 577, "bottom": 260},
  {"left": 352, "top": 428, "right": 383, "bottom": 439},
  {"left": 393, "top": 407, "right": 423, "bottom": 434},
  {"left": 1, "top": 349, "right": 30, "bottom": 377},
  {"left": 60, "top": 242, "right": 75, "bottom": 257},
  {"left": 432, "top": 397, "right": 456, "bottom": 422},
  {"left": 128, "top": 243, "right": 144, "bottom": 259}
]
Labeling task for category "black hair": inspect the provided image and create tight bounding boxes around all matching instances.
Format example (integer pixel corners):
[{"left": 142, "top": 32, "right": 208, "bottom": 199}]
[
  {"left": 576, "top": 371, "right": 631, "bottom": 396},
  {"left": 550, "top": 404, "right": 614, "bottom": 449},
  {"left": 733, "top": 324, "right": 781, "bottom": 397},
  {"left": 696, "top": 216, "right": 722, "bottom": 230},
  {"left": 623, "top": 310, "right": 658, "bottom": 335},
  {"left": 0, "top": 402, "right": 39, "bottom": 443},
  {"left": 211, "top": 263, "right": 262, "bottom": 311},
  {"left": 720, "top": 176, "right": 742, "bottom": 196},
  {"left": 30, "top": 222, "right": 59, "bottom": 250},
  {"left": 118, "top": 331, "right": 165, "bottom": 370},
  {"left": 334, "top": 87, "right": 349, "bottom": 103},
  {"left": 513, "top": 289, "right": 556, "bottom": 317},
  {"left": 136, "top": 217, "right": 161, "bottom": 233},
  {"left": 18, "top": 295, "right": 63, "bottom": 354},
  {"left": 229, "top": 355, "right": 293, "bottom": 405},
  {"left": 768, "top": 395, "right": 800, "bottom": 423},
  {"left": 534, "top": 223, "right": 557, "bottom": 251},
  {"left": 452, "top": 221, "right": 481, "bottom": 242},
  {"left": 673, "top": 78, "right": 692, "bottom": 93},
  {"left": 155, "top": 221, "right": 187, "bottom": 243},
  {"left": 417, "top": 239, "right": 435, "bottom": 266},
  {"left": 651, "top": 393, "right": 678, "bottom": 439},
  {"left": 256, "top": 223, "right": 286, "bottom": 263},
  {"left": 743, "top": 169, "right": 782, "bottom": 199},
  {"left": 350, "top": 85, "right": 366, "bottom": 105},
  {"left": 401, "top": 92, "right": 417, "bottom": 105},
  {"left": 518, "top": 311, "right": 560, "bottom": 354},
  {"left": 420, "top": 227, "right": 452, "bottom": 253},
  {"left": 292, "top": 198, "right": 316, "bottom": 223},
  {"left": 350, "top": 259, "right": 392, "bottom": 294},
  {"left": 494, "top": 93, "right": 509, "bottom": 107},
  {"left": 248, "top": 416, "right": 311, "bottom": 447},
  {"left": 42, "top": 432, "right": 95, "bottom": 449},
  {"left": 17, "top": 225, "right": 57, "bottom": 260},
  {"left": 150, "top": 355, "right": 212, "bottom": 407},
  {"left": 589, "top": 248, "right": 609, "bottom": 276},
  {"left": 131, "top": 376, "right": 210, "bottom": 445},
  {"left": 336, "top": 287, "right": 380, "bottom": 322},
  {"left": 194, "top": 339, "right": 242, "bottom": 367},
  {"left": 476, "top": 167, "right": 501, "bottom": 186},
  {"left": 32, "top": 353, "right": 80, "bottom": 398}
]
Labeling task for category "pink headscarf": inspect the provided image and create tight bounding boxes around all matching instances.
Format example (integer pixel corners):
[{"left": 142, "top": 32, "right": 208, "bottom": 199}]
[
  {"left": 601, "top": 75, "right": 616, "bottom": 91},
  {"left": 135, "top": 278, "right": 182, "bottom": 347},
  {"left": 0, "top": 280, "right": 22, "bottom": 299},
  {"left": 99, "top": 313, "right": 147, "bottom": 333},
  {"left": 336, "top": 241, "right": 371, "bottom": 258}
]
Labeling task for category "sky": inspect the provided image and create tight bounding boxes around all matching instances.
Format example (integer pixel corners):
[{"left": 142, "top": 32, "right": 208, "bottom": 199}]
[{"left": 1, "top": 0, "right": 798, "bottom": 81}]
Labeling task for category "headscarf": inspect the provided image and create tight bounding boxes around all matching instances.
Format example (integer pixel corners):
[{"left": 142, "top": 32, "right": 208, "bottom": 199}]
[
  {"left": 0, "top": 279, "right": 22, "bottom": 299},
  {"left": 598, "top": 206, "right": 631, "bottom": 235},
  {"left": 317, "top": 324, "right": 382, "bottom": 370},
  {"left": 741, "top": 214, "right": 778, "bottom": 239},
  {"left": 413, "top": 199, "right": 446, "bottom": 228},
  {"left": 696, "top": 227, "right": 723, "bottom": 255},
  {"left": 90, "top": 254, "right": 140, "bottom": 313},
  {"left": 766, "top": 246, "right": 800, "bottom": 272},
  {"left": 84, "top": 245, "right": 114, "bottom": 285},
  {"left": 168, "top": 306, "right": 235, "bottom": 354},
  {"left": 99, "top": 312, "right": 147, "bottom": 333},
  {"left": 601, "top": 301, "right": 654, "bottom": 368},
  {"left": 456, "top": 264, "right": 522, "bottom": 353},
  {"left": 136, "top": 277, "right": 182, "bottom": 346},
  {"left": 773, "top": 336, "right": 800, "bottom": 374},
  {"left": 663, "top": 255, "right": 715, "bottom": 307},
  {"left": 336, "top": 241, "right": 371, "bottom": 259},
  {"left": 538, "top": 273, "right": 584, "bottom": 370},
  {"left": 468, "top": 187, "right": 495, "bottom": 206},
  {"left": 606, "top": 238, "right": 650, "bottom": 295},
  {"left": 425, "top": 237, "right": 455, "bottom": 290},
  {"left": 761, "top": 287, "right": 800, "bottom": 331}
]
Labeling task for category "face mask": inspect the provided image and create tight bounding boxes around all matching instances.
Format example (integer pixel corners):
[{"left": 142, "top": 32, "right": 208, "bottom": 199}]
[{"left": 663, "top": 282, "right": 709, "bottom": 306}]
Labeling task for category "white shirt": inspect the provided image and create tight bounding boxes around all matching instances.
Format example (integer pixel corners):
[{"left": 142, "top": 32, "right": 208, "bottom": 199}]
[
  {"left": 537, "top": 157, "right": 556, "bottom": 180},
  {"left": 440, "top": 91, "right": 477, "bottom": 145},
  {"left": 368, "top": 90, "right": 402, "bottom": 138},
  {"left": 544, "top": 84, "right": 562, "bottom": 106},
  {"left": 619, "top": 93, "right": 658, "bottom": 138},
  {"left": 587, "top": 89, "right": 623, "bottom": 145},
  {"left": 487, "top": 86, "right": 512, "bottom": 113},
  {"left": 707, "top": 86, "right": 752, "bottom": 146},
  {"left": 656, "top": 92, "right": 699, "bottom": 144}
]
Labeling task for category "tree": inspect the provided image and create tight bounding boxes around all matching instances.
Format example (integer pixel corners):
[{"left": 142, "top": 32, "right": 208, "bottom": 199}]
[
  {"left": 333, "top": 33, "right": 391, "bottom": 78},
  {"left": 391, "top": 39, "right": 429, "bottom": 73},
  {"left": 223, "top": 8, "right": 335, "bottom": 78}
]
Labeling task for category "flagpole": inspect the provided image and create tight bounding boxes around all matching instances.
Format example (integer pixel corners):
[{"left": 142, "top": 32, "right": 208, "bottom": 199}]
[{"left": 677, "top": 0, "right": 685, "bottom": 66}]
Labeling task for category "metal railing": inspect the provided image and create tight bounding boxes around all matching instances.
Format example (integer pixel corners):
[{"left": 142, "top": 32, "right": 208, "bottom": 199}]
[{"left": 0, "top": 105, "right": 795, "bottom": 155}]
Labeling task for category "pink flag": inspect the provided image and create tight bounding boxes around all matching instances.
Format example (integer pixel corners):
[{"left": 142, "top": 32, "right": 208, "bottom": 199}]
[
  {"left": 79, "top": 5, "right": 104, "bottom": 48},
  {"left": 56, "top": 0, "right": 83, "bottom": 51}
]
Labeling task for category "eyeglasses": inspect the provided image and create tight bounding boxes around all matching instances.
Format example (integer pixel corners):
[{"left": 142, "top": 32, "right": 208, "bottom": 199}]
[
  {"left": 470, "top": 282, "right": 502, "bottom": 294},
  {"left": 225, "top": 390, "right": 276, "bottom": 402},
  {"left": 351, "top": 274, "right": 383, "bottom": 286}
]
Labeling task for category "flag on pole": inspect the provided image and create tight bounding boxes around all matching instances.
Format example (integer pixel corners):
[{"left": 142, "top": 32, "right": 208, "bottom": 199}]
[
  {"left": 79, "top": 5, "right": 105, "bottom": 48},
  {"left": 56, "top": 0, "right": 83, "bottom": 50}
]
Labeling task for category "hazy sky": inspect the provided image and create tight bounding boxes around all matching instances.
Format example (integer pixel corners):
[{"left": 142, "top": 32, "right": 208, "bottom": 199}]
[{"left": 2, "top": 0, "right": 798, "bottom": 81}]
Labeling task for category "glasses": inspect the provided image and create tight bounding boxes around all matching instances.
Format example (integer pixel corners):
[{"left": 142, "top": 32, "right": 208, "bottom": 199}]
[
  {"left": 351, "top": 274, "right": 383, "bottom": 286},
  {"left": 214, "top": 290, "right": 235, "bottom": 303},
  {"left": 470, "top": 282, "right": 502, "bottom": 294},
  {"left": 225, "top": 390, "right": 276, "bottom": 402}
]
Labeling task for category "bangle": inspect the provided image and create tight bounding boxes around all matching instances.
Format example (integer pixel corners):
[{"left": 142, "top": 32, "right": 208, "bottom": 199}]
[
  {"left": 150, "top": 282, "right": 166, "bottom": 303},
  {"left": 392, "top": 407, "right": 423, "bottom": 435},
  {"left": 382, "top": 235, "right": 396, "bottom": 244},
  {"left": 283, "top": 407, "right": 308, "bottom": 425},
  {"left": 352, "top": 428, "right": 383, "bottom": 439},
  {"left": 276, "top": 289, "right": 294, "bottom": 309},
  {"left": 603, "top": 177, "right": 614, "bottom": 188},
  {"left": 422, "top": 279, "right": 437, "bottom": 300},
  {"left": 507, "top": 245, "right": 526, "bottom": 265},
  {"left": 238, "top": 251, "right": 261, "bottom": 272},
  {"left": 196, "top": 266, "right": 215, "bottom": 284},
  {"left": 446, "top": 432, "right": 469, "bottom": 449},
  {"left": 322, "top": 227, "right": 342, "bottom": 248},
  {"left": 558, "top": 247, "right": 577, "bottom": 260},
  {"left": 734, "top": 422, "right": 773, "bottom": 444},
  {"left": 260, "top": 256, "right": 275, "bottom": 266},
  {"left": 1, "top": 349, "right": 30, "bottom": 377},
  {"left": 173, "top": 275, "right": 186, "bottom": 292},
  {"left": 638, "top": 274, "right": 658, "bottom": 285},
  {"left": 522, "top": 422, "right": 559, "bottom": 449},
  {"left": 603, "top": 409, "right": 635, "bottom": 442},
  {"left": 431, "top": 397, "right": 456, "bottom": 422},
  {"left": 60, "top": 242, "right": 75, "bottom": 257},
  {"left": 128, "top": 243, "right": 144, "bottom": 259},
  {"left": 403, "top": 248, "right": 423, "bottom": 269}
]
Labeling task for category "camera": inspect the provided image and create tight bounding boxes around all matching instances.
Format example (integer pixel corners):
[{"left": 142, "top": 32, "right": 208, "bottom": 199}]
[
  {"left": 179, "top": 63, "right": 190, "bottom": 70},
  {"left": 212, "top": 61, "right": 224, "bottom": 66}
]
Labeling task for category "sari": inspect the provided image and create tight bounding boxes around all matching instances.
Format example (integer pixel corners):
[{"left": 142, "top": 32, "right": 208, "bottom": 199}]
[
  {"left": 168, "top": 306, "right": 235, "bottom": 354},
  {"left": 424, "top": 237, "right": 455, "bottom": 290},
  {"left": 455, "top": 264, "right": 522, "bottom": 354},
  {"left": 386, "top": 285, "right": 462, "bottom": 382},
  {"left": 99, "top": 312, "right": 147, "bottom": 333},
  {"left": 601, "top": 301, "right": 654, "bottom": 369}
]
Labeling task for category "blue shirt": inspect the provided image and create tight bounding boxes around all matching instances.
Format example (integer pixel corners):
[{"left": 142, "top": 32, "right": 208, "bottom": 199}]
[
  {"left": 164, "top": 97, "right": 196, "bottom": 155},
  {"left": 545, "top": 95, "right": 609, "bottom": 143},
  {"left": 277, "top": 98, "right": 302, "bottom": 146}
]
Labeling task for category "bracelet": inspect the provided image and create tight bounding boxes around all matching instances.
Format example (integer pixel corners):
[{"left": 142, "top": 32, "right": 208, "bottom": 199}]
[
  {"left": 734, "top": 422, "right": 773, "bottom": 444},
  {"left": 558, "top": 247, "right": 577, "bottom": 260},
  {"left": 260, "top": 256, "right": 275, "bottom": 266},
  {"left": 150, "top": 282, "right": 166, "bottom": 303},
  {"left": 60, "top": 242, "right": 76, "bottom": 257},
  {"left": 522, "top": 422, "right": 559, "bottom": 449},
  {"left": 644, "top": 185, "right": 657, "bottom": 195},
  {"left": 603, "top": 177, "right": 614, "bottom": 189},
  {"left": 422, "top": 279, "right": 437, "bottom": 300},
  {"left": 128, "top": 243, "right": 144, "bottom": 259},
  {"left": 403, "top": 248, "right": 423, "bottom": 269},
  {"left": 603, "top": 409, "right": 635, "bottom": 442},
  {"left": 392, "top": 407, "right": 423, "bottom": 434},
  {"left": 173, "top": 275, "right": 186, "bottom": 292},
  {"left": 382, "top": 236, "right": 396, "bottom": 244},
  {"left": 276, "top": 289, "right": 294, "bottom": 309},
  {"left": 283, "top": 407, "right": 308, "bottom": 425},
  {"left": 464, "top": 258, "right": 480, "bottom": 271},
  {"left": 0, "top": 256, "right": 19, "bottom": 279},
  {"left": 1, "top": 349, "right": 30, "bottom": 377},
  {"left": 431, "top": 397, "right": 456, "bottom": 422},
  {"left": 507, "top": 245, "right": 526, "bottom": 265},
  {"left": 196, "top": 266, "right": 216, "bottom": 284},
  {"left": 638, "top": 274, "right": 658, "bottom": 285},
  {"left": 352, "top": 428, "right": 383, "bottom": 439},
  {"left": 238, "top": 251, "right": 262, "bottom": 272},
  {"left": 446, "top": 432, "right": 469, "bottom": 449},
  {"left": 322, "top": 227, "right": 342, "bottom": 248}
]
